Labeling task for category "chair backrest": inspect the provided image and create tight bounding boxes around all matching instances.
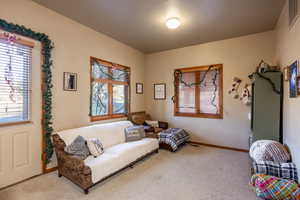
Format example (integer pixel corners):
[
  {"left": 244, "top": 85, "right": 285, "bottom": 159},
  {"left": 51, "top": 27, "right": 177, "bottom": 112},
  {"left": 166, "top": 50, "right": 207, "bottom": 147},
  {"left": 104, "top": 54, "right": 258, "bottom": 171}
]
[
  {"left": 128, "top": 111, "right": 151, "bottom": 125},
  {"left": 57, "top": 120, "right": 133, "bottom": 149}
]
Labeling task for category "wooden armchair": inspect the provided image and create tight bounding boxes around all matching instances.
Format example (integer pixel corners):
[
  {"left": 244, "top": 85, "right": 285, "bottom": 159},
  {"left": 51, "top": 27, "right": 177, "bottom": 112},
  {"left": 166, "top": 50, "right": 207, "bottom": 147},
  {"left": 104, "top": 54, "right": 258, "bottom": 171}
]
[{"left": 128, "top": 111, "right": 168, "bottom": 133}]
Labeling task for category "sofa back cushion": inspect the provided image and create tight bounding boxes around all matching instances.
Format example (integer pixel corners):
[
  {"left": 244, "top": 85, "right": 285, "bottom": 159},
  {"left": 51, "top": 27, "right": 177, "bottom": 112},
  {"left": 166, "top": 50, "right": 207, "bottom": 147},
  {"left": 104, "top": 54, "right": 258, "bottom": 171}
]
[{"left": 57, "top": 121, "right": 133, "bottom": 149}]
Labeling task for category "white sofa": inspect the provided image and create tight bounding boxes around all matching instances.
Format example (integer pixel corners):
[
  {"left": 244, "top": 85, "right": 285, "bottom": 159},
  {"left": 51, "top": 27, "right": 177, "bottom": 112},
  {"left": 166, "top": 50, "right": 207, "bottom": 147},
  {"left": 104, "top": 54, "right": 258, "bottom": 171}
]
[{"left": 53, "top": 120, "right": 159, "bottom": 194}]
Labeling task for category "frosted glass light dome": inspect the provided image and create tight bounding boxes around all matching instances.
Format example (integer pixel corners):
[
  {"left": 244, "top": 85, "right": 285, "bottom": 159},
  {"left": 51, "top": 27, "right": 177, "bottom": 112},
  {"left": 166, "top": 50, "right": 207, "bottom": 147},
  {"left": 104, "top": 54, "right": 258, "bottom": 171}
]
[{"left": 166, "top": 17, "right": 181, "bottom": 29}]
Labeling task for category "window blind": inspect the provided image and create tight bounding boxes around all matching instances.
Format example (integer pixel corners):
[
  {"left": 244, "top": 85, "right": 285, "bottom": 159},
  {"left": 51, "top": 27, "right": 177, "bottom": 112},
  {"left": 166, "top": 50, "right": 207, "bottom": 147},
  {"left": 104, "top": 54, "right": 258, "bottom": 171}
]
[
  {"left": 0, "top": 39, "right": 32, "bottom": 124},
  {"left": 178, "top": 70, "right": 220, "bottom": 114}
]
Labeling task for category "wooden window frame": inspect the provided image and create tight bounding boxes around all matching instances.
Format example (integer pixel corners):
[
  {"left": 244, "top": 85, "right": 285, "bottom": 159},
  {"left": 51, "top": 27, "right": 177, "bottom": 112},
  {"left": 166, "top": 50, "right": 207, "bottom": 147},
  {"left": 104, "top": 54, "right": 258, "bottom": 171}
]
[
  {"left": 174, "top": 64, "right": 223, "bottom": 119},
  {"left": 90, "top": 57, "right": 130, "bottom": 122}
]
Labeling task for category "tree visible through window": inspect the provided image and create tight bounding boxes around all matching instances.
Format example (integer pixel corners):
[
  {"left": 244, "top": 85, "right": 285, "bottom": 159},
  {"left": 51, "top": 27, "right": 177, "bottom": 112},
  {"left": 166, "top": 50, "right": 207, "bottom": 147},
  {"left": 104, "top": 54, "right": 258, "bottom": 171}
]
[
  {"left": 90, "top": 57, "right": 130, "bottom": 121},
  {"left": 174, "top": 64, "right": 223, "bottom": 119},
  {"left": 0, "top": 35, "right": 32, "bottom": 125}
]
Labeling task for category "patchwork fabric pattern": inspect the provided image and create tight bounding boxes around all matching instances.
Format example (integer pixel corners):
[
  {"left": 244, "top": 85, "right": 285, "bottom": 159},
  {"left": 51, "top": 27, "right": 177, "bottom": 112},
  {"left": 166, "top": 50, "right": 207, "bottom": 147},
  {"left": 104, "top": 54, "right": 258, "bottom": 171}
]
[
  {"left": 250, "top": 140, "right": 291, "bottom": 163},
  {"left": 159, "top": 128, "right": 190, "bottom": 151},
  {"left": 253, "top": 161, "right": 298, "bottom": 182},
  {"left": 87, "top": 138, "right": 104, "bottom": 157},
  {"left": 64, "top": 135, "right": 90, "bottom": 160},
  {"left": 250, "top": 174, "right": 300, "bottom": 200}
]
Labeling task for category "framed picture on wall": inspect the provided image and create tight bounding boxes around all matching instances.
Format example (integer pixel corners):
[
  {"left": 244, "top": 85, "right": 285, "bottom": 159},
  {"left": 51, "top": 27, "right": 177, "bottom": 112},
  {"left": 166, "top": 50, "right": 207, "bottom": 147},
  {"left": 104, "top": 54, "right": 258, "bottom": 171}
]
[
  {"left": 136, "top": 83, "right": 143, "bottom": 94},
  {"left": 154, "top": 83, "right": 166, "bottom": 100},
  {"left": 64, "top": 72, "right": 77, "bottom": 91},
  {"left": 289, "top": 61, "right": 298, "bottom": 98}
]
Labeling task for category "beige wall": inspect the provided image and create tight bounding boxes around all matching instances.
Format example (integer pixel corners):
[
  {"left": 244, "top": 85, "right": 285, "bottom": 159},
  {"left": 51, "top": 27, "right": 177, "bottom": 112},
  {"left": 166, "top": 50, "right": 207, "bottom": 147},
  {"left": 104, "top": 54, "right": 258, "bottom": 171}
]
[
  {"left": 275, "top": 1, "right": 300, "bottom": 172},
  {"left": 145, "top": 31, "right": 276, "bottom": 150},
  {"left": 0, "top": 0, "right": 146, "bottom": 131}
]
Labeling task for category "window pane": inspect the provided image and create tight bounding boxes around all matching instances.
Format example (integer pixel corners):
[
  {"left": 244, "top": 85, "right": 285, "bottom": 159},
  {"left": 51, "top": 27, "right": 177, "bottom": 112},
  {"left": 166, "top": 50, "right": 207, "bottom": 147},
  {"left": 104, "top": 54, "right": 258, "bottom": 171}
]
[
  {"left": 113, "top": 84, "right": 126, "bottom": 114},
  {"left": 91, "top": 82, "right": 108, "bottom": 116},
  {"left": 0, "top": 40, "right": 31, "bottom": 124},
  {"left": 200, "top": 70, "right": 219, "bottom": 114},
  {"left": 92, "top": 61, "right": 110, "bottom": 79},
  {"left": 112, "top": 68, "right": 129, "bottom": 82},
  {"left": 178, "top": 72, "right": 196, "bottom": 113}
]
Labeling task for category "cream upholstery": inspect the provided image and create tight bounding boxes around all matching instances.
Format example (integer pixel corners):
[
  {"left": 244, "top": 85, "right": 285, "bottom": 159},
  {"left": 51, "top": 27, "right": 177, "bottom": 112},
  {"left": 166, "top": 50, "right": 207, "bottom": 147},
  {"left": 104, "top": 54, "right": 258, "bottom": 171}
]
[
  {"left": 85, "top": 138, "right": 158, "bottom": 183},
  {"left": 57, "top": 121, "right": 132, "bottom": 149},
  {"left": 57, "top": 120, "right": 159, "bottom": 183}
]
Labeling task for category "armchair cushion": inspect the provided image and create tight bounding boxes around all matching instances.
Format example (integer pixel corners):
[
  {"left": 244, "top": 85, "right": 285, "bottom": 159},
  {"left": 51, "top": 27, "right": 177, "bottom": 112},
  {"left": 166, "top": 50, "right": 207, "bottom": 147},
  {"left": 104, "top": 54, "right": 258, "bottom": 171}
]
[{"left": 145, "top": 120, "right": 159, "bottom": 128}]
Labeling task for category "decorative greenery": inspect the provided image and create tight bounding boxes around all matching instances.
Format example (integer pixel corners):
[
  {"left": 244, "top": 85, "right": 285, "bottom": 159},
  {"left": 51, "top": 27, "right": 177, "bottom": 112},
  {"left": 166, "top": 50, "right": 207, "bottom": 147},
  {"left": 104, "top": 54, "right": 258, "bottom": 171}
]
[
  {"left": 0, "top": 19, "right": 54, "bottom": 164},
  {"left": 172, "top": 66, "right": 219, "bottom": 110},
  {"left": 249, "top": 72, "right": 281, "bottom": 95}
]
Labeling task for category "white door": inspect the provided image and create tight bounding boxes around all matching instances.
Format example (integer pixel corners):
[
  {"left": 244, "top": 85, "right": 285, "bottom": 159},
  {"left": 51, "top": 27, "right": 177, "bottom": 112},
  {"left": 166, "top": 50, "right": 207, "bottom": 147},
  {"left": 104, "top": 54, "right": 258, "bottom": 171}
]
[{"left": 0, "top": 35, "right": 42, "bottom": 188}]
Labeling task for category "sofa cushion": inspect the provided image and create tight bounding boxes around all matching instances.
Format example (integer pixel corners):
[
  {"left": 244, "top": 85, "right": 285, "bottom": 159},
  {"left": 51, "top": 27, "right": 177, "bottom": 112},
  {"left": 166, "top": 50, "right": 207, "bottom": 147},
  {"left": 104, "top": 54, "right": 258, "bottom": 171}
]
[
  {"left": 57, "top": 121, "right": 133, "bottom": 149},
  {"left": 64, "top": 136, "right": 90, "bottom": 160},
  {"left": 106, "top": 138, "right": 158, "bottom": 163},
  {"left": 84, "top": 138, "right": 158, "bottom": 183}
]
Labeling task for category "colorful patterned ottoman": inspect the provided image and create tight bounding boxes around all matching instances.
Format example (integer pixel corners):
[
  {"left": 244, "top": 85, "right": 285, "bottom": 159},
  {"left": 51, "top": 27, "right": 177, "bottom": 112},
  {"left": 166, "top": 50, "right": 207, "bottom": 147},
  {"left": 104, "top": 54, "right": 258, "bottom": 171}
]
[{"left": 159, "top": 128, "right": 190, "bottom": 152}]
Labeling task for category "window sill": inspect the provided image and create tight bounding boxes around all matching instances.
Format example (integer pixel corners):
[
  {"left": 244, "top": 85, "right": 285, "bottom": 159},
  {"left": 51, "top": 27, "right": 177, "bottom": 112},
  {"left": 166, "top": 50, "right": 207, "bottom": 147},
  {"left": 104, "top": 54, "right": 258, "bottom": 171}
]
[
  {"left": 90, "top": 114, "right": 127, "bottom": 122},
  {"left": 174, "top": 112, "right": 223, "bottom": 119},
  {"left": 0, "top": 121, "right": 32, "bottom": 127}
]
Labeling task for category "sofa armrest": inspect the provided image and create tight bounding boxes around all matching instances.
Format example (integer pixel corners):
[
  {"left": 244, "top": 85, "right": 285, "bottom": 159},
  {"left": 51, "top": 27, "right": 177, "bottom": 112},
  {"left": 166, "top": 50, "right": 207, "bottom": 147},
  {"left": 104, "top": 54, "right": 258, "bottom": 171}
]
[
  {"left": 158, "top": 121, "right": 168, "bottom": 129},
  {"left": 56, "top": 150, "right": 91, "bottom": 174},
  {"left": 52, "top": 134, "right": 93, "bottom": 189}
]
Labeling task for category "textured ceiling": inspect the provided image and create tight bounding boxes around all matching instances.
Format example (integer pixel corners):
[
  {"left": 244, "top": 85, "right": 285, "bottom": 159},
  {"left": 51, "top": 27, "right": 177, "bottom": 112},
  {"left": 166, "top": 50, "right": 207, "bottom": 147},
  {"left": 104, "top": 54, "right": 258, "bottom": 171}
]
[{"left": 32, "top": 0, "right": 285, "bottom": 53}]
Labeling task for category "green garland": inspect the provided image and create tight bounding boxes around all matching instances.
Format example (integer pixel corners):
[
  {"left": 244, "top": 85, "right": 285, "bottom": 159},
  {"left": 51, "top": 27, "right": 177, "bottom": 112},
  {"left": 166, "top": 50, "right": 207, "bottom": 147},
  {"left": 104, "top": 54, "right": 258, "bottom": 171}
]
[{"left": 0, "top": 19, "right": 54, "bottom": 164}]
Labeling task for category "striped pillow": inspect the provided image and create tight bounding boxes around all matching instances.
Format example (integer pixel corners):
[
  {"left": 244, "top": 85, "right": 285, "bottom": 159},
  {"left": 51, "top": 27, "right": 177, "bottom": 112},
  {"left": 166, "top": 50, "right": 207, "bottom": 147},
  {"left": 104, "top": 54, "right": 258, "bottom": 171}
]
[
  {"left": 250, "top": 140, "right": 291, "bottom": 163},
  {"left": 86, "top": 138, "right": 104, "bottom": 157}
]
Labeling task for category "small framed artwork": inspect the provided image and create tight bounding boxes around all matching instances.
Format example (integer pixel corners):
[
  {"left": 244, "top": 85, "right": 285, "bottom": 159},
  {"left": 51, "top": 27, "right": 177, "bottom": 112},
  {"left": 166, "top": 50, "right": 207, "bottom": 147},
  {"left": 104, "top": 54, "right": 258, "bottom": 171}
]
[
  {"left": 154, "top": 83, "right": 166, "bottom": 100},
  {"left": 63, "top": 72, "right": 77, "bottom": 91},
  {"left": 289, "top": 61, "right": 298, "bottom": 98},
  {"left": 283, "top": 66, "right": 289, "bottom": 81},
  {"left": 136, "top": 83, "right": 143, "bottom": 94}
]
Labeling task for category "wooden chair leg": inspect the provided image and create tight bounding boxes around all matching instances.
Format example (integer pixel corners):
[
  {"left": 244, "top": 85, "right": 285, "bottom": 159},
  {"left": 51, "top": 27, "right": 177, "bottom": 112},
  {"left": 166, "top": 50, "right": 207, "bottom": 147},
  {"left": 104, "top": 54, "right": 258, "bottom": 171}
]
[
  {"left": 58, "top": 172, "right": 62, "bottom": 178},
  {"left": 84, "top": 188, "right": 89, "bottom": 195}
]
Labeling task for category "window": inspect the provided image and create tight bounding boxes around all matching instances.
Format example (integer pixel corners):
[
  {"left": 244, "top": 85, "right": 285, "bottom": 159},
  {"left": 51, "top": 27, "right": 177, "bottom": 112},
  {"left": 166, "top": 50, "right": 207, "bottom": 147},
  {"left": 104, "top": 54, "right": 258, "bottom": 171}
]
[
  {"left": 174, "top": 64, "right": 223, "bottom": 119},
  {"left": 90, "top": 57, "right": 130, "bottom": 121},
  {"left": 0, "top": 34, "right": 33, "bottom": 125}
]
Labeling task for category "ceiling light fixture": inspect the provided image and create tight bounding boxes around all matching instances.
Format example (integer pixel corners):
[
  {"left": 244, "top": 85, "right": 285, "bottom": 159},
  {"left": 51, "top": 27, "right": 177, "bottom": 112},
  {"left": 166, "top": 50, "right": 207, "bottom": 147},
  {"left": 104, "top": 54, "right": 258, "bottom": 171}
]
[{"left": 166, "top": 17, "right": 181, "bottom": 29}]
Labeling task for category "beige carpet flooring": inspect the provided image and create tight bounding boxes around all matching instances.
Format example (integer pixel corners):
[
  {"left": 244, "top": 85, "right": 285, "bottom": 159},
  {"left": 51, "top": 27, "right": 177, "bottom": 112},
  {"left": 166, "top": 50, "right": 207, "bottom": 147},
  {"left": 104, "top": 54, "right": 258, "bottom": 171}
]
[{"left": 0, "top": 145, "right": 259, "bottom": 200}]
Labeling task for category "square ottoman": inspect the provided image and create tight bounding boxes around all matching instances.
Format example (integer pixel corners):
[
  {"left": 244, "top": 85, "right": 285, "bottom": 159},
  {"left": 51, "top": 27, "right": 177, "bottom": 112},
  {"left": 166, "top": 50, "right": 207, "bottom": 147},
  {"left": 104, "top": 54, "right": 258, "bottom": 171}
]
[{"left": 159, "top": 128, "right": 190, "bottom": 152}]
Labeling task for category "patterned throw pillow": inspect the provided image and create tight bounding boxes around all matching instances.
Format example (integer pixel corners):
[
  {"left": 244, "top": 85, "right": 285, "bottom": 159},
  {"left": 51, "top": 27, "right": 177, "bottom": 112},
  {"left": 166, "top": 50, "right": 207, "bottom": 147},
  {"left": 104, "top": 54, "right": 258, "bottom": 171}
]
[
  {"left": 125, "top": 126, "right": 145, "bottom": 142},
  {"left": 64, "top": 136, "right": 90, "bottom": 160},
  {"left": 86, "top": 138, "right": 104, "bottom": 157},
  {"left": 250, "top": 140, "right": 291, "bottom": 163},
  {"left": 145, "top": 120, "right": 159, "bottom": 128},
  {"left": 250, "top": 174, "right": 300, "bottom": 200},
  {"left": 253, "top": 161, "right": 298, "bottom": 182}
]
